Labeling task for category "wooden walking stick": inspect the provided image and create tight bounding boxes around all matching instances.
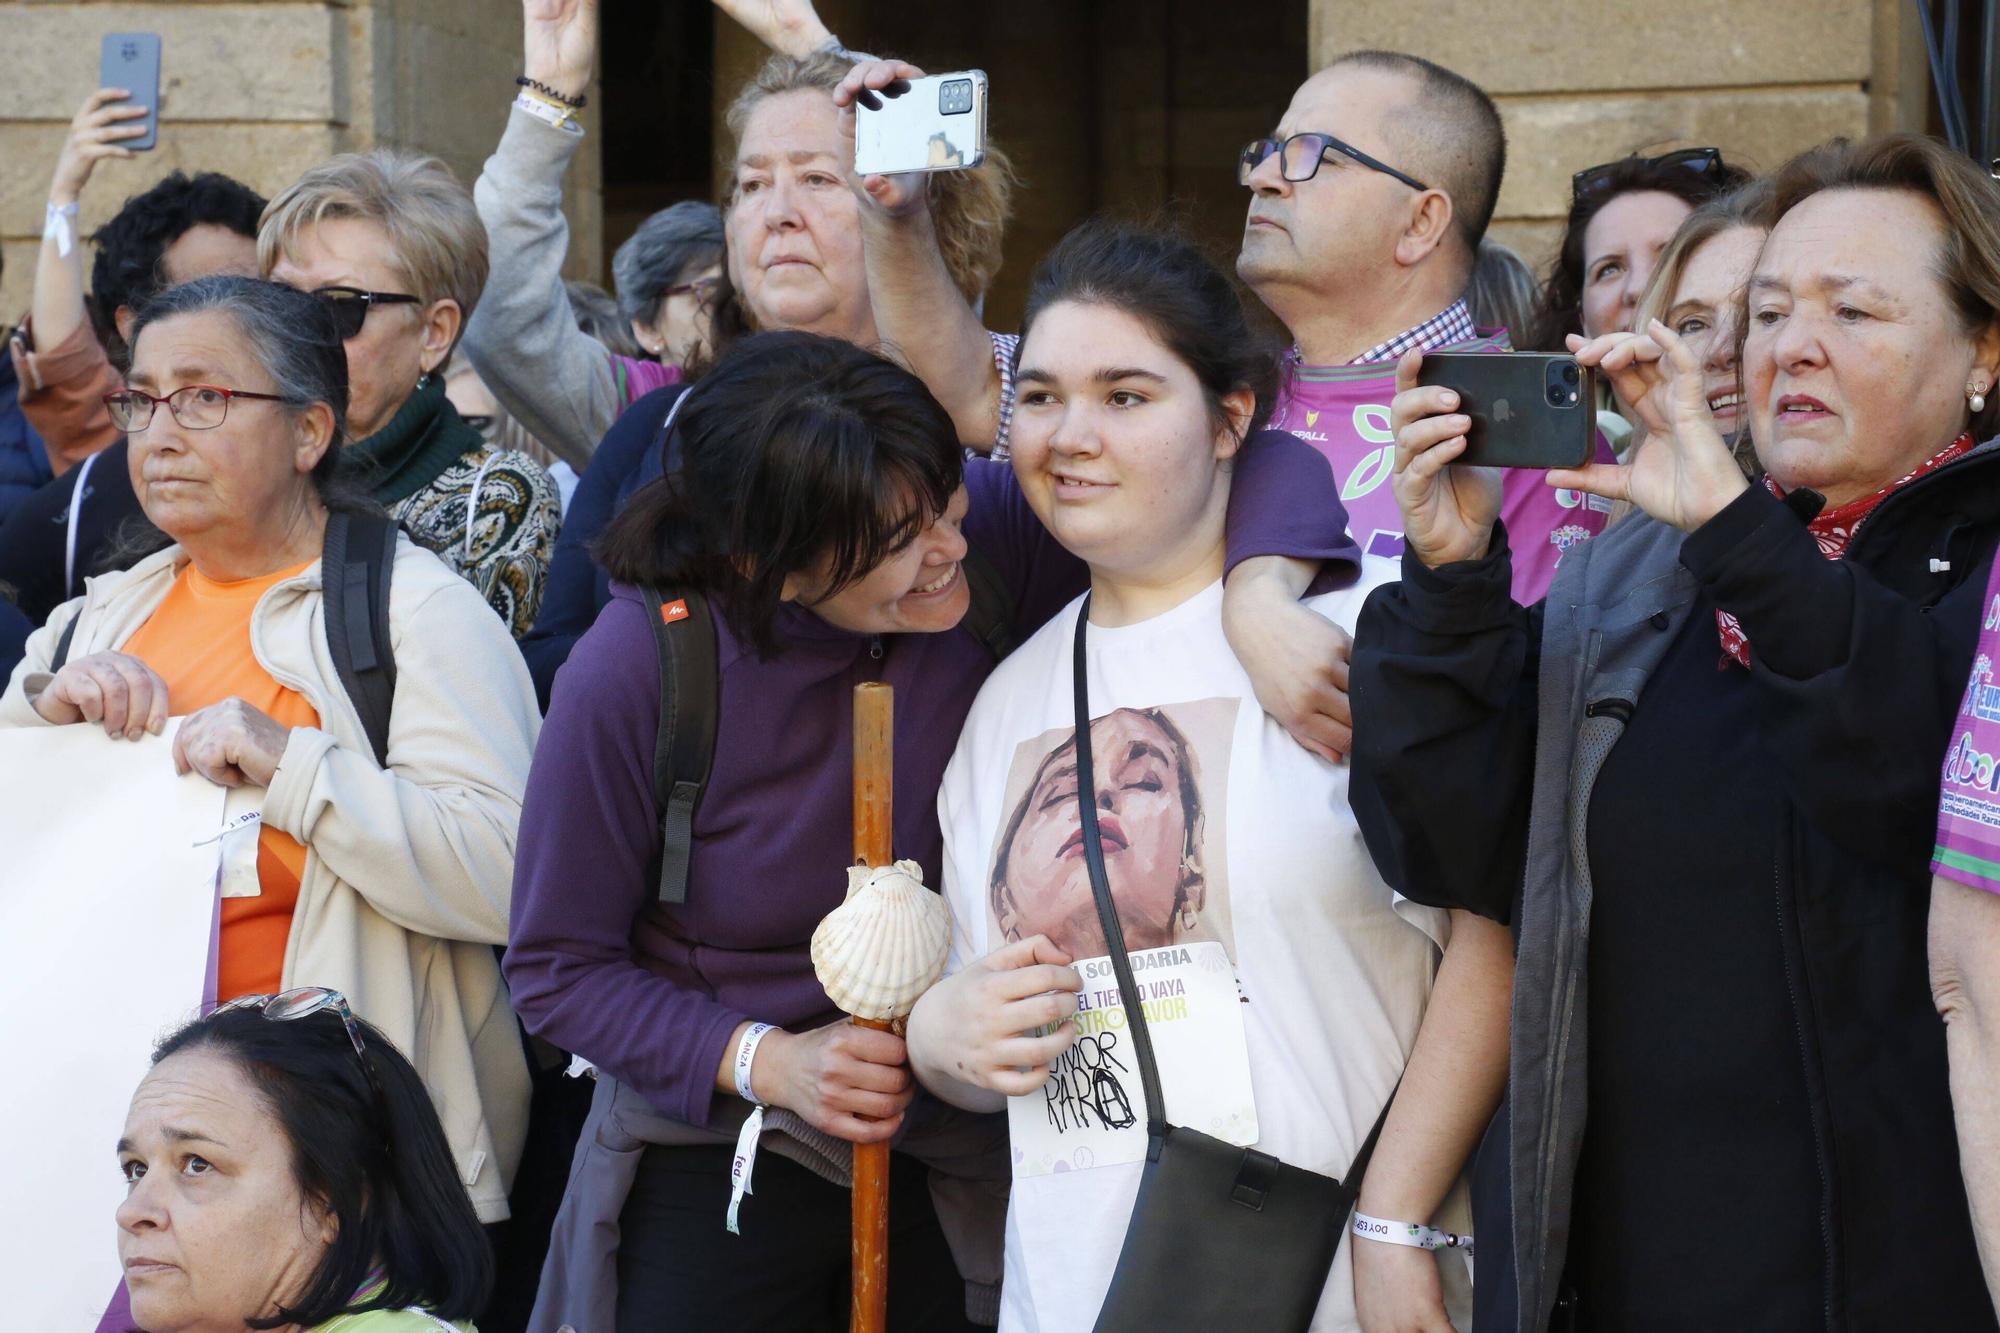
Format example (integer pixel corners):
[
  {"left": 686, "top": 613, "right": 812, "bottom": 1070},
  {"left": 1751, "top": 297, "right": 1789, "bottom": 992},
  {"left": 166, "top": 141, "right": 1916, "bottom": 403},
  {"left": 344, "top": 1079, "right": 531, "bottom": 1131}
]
[
  {"left": 810, "top": 683, "right": 949, "bottom": 1333},
  {"left": 848, "top": 683, "right": 894, "bottom": 1333}
]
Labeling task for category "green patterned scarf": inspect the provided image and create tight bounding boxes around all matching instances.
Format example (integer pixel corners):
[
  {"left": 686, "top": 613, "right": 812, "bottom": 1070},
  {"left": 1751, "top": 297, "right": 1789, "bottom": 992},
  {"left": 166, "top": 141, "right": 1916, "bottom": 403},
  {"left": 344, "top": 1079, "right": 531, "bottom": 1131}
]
[{"left": 348, "top": 373, "right": 483, "bottom": 505}]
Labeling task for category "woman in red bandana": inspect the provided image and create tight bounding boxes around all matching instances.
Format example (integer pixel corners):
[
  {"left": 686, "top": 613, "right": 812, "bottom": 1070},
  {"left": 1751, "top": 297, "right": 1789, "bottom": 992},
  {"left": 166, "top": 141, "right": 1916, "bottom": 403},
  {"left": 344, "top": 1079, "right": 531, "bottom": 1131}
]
[{"left": 1346, "top": 133, "right": 2000, "bottom": 1331}]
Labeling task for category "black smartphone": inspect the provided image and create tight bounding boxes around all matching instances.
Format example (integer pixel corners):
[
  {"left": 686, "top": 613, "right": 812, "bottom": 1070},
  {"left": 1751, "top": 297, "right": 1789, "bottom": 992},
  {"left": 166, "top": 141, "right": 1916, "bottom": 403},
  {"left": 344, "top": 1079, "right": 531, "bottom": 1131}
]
[
  {"left": 1416, "top": 352, "right": 1595, "bottom": 469},
  {"left": 99, "top": 33, "right": 161, "bottom": 151}
]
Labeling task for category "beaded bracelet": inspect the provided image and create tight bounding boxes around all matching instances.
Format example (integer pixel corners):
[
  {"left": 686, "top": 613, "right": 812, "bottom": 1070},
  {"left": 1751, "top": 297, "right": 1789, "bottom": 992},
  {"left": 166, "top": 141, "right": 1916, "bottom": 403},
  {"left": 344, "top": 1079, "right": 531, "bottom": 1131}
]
[{"left": 515, "top": 76, "right": 586, "bottom": 109}]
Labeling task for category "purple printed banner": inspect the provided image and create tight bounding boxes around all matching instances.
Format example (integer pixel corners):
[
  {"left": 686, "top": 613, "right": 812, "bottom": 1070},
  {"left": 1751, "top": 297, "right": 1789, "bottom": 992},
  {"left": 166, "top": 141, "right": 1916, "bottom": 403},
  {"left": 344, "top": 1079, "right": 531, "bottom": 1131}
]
[{"left": 1934, "top": 574, "right": 2000, "bottom": 894}]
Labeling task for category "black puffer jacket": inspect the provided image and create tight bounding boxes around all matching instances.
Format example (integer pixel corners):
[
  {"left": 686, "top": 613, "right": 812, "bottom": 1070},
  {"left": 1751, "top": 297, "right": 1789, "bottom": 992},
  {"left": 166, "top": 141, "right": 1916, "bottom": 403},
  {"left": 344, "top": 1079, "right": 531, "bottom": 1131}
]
[{"left": 1349, "top": 445, "right": 2000, "bottom": 1331}]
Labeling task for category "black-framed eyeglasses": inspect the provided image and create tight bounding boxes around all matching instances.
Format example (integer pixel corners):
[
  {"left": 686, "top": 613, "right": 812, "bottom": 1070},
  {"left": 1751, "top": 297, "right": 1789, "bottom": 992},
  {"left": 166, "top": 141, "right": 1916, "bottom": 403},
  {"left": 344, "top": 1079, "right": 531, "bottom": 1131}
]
[
  {"left": 310, "top": 285, "right": 422, "bottom": 340},
  {"left": 1238, "top": 132, "right": 1430, "bottom": 193},
  {"left": 104, "top": 384, "right": 296, "bottom": 432},
  {"left": 215, "top": 986, "right": 385, "bottom": 1105},
  {"left": 1572, "top": 146, "right": 1729, "bottom": 202}
]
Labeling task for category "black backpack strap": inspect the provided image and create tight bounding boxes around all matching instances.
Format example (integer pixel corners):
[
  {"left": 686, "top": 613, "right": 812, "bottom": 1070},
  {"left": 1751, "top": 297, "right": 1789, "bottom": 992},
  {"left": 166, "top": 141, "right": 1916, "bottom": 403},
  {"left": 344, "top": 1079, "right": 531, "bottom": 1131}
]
[
  {"left": 643, "top": 584, "right": 719, "bottom": 905},
  {"left": 49, "top": 612, "right": 81, "bottom": 673},
  {"left": 322, "top": 511, "right": 400, "bottom": 768},
  {"left": 959, "top": 546, "right": 1017, "bottom": 661}
]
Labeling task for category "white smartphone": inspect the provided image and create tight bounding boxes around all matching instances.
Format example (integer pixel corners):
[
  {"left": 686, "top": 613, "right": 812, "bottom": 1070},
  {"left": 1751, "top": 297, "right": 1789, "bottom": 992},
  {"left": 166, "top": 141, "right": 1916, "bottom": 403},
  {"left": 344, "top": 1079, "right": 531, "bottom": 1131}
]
[{"left": 853, "top": 70, "right": 989, "bottom": 176}]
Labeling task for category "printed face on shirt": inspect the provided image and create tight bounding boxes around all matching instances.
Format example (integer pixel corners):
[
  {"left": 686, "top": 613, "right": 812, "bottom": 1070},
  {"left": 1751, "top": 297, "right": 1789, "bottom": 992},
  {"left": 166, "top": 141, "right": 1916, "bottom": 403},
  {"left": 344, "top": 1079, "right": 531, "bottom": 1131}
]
[
  {"left": 123, "top": 309, "right": 331, "bottom": 550},
  {"left": 1011, "top": 301, "right": 1248, "bottom": 582},
  {"left": 1236, "top": 64, "right": 1424, "bottom": 322},
  {"left": 1580, "top": 190, "right": 1694, "bottom": 339},
  {"left": 992, "top": 705, "right": 1233, "bottom": 961},
  {"left": 1745, "top": 187, "right": 2000, "bottom": 507},
  {"left": 784, "top": 482, "right": 973, "bottom": 636},
  {"left": 726, "top": 90, "right": 872, "bottom": 342},
  {"left": 117, "top": 1049, "right": 336, "bottom": 1331},
  {"left": 1662, "top": 224, "right": 1766, "bottom": 438}
]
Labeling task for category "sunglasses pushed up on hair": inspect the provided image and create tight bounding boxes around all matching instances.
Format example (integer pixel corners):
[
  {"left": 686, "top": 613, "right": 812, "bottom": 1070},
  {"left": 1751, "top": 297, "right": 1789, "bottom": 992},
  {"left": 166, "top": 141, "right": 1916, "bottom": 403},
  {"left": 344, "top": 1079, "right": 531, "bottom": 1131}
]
[{"left": 1571, "top": 146, "right": 1730, "bottom": 202}]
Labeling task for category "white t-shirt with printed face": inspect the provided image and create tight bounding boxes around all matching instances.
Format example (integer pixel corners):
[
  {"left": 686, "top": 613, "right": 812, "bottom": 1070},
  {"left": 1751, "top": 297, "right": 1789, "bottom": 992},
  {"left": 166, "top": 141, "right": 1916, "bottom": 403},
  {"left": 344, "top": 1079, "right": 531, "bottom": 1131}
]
[{"left": 937, "top": 566, "right": 1474, "bottom": 1333}]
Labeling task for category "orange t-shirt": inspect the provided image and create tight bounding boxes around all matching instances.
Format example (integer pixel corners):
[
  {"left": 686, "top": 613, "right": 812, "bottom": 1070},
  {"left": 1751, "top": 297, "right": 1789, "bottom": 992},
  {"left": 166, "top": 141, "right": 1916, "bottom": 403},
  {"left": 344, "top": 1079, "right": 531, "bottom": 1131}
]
[{"left": 122, "top": 558, "right": 319, "bottom": 1003}]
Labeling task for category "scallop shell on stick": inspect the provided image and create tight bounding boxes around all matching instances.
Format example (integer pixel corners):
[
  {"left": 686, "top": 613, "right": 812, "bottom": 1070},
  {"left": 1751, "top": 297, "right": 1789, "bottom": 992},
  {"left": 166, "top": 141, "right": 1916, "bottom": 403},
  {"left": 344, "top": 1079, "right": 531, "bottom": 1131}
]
[{"left": 812, "top": 859, "right": 952, "bottom": 1022}]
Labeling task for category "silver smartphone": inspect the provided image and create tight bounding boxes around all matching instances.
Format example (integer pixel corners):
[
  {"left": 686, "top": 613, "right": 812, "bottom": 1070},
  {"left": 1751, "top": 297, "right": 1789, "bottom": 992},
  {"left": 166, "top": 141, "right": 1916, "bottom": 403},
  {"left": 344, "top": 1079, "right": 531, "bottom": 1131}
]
[
  {"left": 99, "top": 33, "right": 162, "bottom": 151},
  {"left": 853, "top": 71, "right": 988, "bottom": 176}
]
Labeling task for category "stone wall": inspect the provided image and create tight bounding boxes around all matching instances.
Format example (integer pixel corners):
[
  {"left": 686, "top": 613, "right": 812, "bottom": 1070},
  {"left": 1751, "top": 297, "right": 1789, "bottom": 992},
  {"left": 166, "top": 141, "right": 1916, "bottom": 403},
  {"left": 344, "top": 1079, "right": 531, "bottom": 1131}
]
[
  {"left": 0, "top": 0, "right": 1936, "bottom": 334},
  {"left": 1312, "top": 0, "right": 1932, "bottom": 269},
  {"left": 0, "top": 0, "right": 602, "bottom": 324}
]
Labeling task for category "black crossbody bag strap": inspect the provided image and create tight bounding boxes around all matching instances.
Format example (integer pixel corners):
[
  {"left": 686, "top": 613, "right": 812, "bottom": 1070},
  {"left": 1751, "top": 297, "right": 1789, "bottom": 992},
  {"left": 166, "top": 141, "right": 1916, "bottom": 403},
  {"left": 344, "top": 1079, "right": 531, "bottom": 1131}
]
[
  {"left": 1072, "top": 595, "right": 1405, "bottom": 1332},
  {"left": 1071, "top": 595, "right": 1171, "bottom": 1144}
]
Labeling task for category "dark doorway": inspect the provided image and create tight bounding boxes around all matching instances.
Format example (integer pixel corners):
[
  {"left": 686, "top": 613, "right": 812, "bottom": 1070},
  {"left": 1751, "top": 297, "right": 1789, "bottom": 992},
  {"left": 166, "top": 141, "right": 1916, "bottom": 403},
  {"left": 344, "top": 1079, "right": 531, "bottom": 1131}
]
[{"left": 599, "top": 0, "right": 1309, "bottom": 329}]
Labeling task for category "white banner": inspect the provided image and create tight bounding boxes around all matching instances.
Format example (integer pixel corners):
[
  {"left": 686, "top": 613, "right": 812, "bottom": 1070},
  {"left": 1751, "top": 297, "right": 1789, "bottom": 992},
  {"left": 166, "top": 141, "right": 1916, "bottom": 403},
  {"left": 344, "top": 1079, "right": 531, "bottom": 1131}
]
[{"left": 0, "top": 721, "right": 224, "bottom": 1327}]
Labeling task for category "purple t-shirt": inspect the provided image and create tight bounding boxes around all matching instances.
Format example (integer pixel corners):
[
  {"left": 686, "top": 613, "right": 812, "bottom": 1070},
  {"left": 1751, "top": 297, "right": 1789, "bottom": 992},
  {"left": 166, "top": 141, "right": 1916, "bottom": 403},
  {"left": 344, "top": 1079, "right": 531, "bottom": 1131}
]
[
  {"left": 1934, "top": 567, "right": 2000, "bottom": 894},
  {"left": 1269, "top": 331, "right": 1617, "bottom": 604}
]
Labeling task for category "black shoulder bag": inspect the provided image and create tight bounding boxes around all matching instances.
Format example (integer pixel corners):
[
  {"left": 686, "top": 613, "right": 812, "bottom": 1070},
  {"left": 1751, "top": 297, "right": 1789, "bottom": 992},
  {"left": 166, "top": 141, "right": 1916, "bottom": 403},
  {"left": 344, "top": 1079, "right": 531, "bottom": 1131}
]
[{"left": 1071, "top": 596, "right": 1392, "bottom": 1333}]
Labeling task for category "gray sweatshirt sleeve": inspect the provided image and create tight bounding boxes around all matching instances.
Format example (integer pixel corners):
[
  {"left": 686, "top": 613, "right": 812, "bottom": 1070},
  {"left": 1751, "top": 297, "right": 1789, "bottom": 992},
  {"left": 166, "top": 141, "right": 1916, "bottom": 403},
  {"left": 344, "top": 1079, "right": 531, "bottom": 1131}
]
[{"left": 463, "top": 106, "right": 622, "bottom": 469}]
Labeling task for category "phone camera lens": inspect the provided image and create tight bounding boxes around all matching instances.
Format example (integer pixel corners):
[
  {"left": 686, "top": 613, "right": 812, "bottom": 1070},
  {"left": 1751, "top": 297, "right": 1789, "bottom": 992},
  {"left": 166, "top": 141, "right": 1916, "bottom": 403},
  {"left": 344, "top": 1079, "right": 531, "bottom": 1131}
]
[
  {"left": 1547, "top": 385, "right": 1567, "bottom": 407},
  {"left": 1562, "top": 363, "right": 1581, "bottom": 385}
]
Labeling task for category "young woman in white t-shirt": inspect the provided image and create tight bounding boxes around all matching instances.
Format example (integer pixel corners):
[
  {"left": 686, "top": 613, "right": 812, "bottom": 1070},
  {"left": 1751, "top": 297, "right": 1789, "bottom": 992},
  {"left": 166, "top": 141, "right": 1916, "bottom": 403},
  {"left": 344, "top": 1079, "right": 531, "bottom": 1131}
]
[{"left": 905, "top": 221, "right": 1512, "bottom": 1332}]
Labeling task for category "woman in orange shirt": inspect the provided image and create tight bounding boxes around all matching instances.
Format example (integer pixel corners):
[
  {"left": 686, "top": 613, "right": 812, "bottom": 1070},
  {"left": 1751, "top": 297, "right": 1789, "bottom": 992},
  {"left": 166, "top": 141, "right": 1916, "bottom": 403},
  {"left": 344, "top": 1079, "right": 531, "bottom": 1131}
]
[{"left": 1, "top": 274, "right": 538, "bottom": 1226}]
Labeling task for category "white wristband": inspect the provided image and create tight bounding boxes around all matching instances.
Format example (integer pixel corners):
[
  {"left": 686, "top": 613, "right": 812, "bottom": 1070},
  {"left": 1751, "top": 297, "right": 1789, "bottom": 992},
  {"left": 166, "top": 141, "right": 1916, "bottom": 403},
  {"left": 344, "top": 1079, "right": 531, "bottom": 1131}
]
[
  {"left": 1353, "top": 1212, "right": 1473, "bottom": 1256},
  {"left": 733, "top": 1021, "right": 775, "bottom": 1104},
  {"left": 513, "top": 91, "right": 577, "bottom": 130},
  {"left": 725, "top": 1022, "right": 777, "bottom": 1235},
  {"left": 44, "top": 201, "right": 80, "bottom": 258}
]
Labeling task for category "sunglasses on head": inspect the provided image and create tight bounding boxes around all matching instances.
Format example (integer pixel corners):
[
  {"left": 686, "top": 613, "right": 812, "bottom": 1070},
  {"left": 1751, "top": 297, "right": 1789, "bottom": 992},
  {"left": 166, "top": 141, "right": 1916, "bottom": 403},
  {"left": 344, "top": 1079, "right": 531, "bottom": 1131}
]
[
  {"left": 310, "top": 285, "right": 422, "bottom": 340},
  {"left": 1571, "top": 147, "right": 1729, "bottom": 203},
  {"left": 214, "top": 986, "right": 386, "bottom": 1109}
]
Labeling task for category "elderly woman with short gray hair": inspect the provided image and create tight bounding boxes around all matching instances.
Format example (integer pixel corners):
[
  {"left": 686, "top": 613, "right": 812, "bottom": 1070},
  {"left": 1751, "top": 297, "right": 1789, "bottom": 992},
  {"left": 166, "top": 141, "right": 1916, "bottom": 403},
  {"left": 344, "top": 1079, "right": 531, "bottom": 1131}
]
[{"left": 1, "top": 274, "right": 539, "bottom": 1228}]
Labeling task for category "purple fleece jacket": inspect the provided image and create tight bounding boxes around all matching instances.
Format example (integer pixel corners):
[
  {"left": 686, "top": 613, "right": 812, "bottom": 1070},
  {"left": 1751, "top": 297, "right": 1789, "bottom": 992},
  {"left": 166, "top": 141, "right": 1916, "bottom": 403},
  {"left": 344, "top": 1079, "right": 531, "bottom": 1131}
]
[{"left": 505, "top": 437, "right": 1357, "bottom": 1129}]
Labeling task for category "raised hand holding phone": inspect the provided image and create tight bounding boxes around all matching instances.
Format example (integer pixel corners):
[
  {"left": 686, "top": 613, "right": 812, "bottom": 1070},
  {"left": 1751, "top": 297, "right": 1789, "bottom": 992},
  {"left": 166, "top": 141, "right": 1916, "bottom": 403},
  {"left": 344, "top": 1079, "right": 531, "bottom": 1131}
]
[
  {"left": 833, "top": 59, "right": 930, "bottom": 219},
  {"left": 1550, "top": 320, "right": 1749, "bottom": 533},
  {"left": 50, "top": 88, "right": 151, "bottom": 206},
  {"left": 1389, "top": 349, "right": 1506, "bottom": 568}
]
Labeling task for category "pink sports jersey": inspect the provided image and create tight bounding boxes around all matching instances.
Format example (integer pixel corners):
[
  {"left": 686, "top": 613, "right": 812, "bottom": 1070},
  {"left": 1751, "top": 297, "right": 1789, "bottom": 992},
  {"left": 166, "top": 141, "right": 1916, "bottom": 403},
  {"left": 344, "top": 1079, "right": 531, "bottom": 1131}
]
[
  {"left": 1934, "top": 562, "right": 2000, "bottom": 895},
  {"left": 1269, "top": 331, "right": 1616, "bottom": 604}
]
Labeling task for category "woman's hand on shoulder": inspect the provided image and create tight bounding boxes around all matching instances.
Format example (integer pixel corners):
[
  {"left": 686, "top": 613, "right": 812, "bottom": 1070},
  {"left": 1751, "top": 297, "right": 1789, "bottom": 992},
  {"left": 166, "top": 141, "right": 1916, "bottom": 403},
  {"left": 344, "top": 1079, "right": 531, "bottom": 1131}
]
[
  {"left": 907, "top": 936, "right": 1082, "bottom": 1101},
  {"left": 1390, "top": 350, "right": 1503, "bottom": 569},
  {"left": 753, "top": 1019, "right": 917, "bottom": 1144},
  {"left": 33, "top": 650, "right": 168, "bottom": 737},
  {"left": 1550, "top": 322, "right": 1748, "bottom": 533},
  {"left": 1222, "top": 559, "right": 1353, "bottom": 762},
  {"left": 1353, "top": 1239, "right": 1457, "bottom": 1333},
  {"left": 172, "top": 697, "right": 292, "bottom": 788}
]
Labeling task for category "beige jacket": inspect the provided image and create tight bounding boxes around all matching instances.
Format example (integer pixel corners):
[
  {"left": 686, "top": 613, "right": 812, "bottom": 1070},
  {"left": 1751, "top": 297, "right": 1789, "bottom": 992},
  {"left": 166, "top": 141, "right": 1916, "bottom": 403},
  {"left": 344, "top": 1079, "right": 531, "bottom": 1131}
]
[{"left": 1, "top": 535, "right": 537, "bottom": 1220}]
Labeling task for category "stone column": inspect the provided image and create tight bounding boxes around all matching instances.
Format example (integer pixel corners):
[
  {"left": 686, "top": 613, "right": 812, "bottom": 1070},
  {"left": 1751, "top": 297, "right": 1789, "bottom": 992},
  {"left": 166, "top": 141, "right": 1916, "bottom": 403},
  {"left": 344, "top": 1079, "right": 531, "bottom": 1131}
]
[
  {"left": 1309, "top": 0, "right": 1931, "bottom": 266},
  {"left": 0, "top": 0, "right": 602, "bottom": 322}
]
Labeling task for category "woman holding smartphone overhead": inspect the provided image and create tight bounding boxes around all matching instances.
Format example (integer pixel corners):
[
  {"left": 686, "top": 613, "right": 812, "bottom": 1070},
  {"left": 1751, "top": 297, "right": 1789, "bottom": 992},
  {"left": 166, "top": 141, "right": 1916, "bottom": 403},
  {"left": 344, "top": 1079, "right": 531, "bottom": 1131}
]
[{"left": 1350, "top": 134, "right": 2000, "bottom": 1330}]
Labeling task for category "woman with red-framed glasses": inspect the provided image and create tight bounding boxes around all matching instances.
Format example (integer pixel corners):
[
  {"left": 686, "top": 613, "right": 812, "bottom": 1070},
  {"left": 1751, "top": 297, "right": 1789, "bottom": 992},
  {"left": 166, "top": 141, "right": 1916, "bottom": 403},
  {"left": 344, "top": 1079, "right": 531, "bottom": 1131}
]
[{"left": 3, "top": 274, "right": 539, "bottom": 1253}]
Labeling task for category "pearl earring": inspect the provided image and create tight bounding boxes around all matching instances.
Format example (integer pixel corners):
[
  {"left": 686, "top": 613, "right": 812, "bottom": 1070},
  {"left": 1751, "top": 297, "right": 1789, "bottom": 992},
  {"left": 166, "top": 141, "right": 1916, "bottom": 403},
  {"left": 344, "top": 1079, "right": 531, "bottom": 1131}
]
[{"left": 1973, "top": 385, "right": 1988, "bottom": 415}]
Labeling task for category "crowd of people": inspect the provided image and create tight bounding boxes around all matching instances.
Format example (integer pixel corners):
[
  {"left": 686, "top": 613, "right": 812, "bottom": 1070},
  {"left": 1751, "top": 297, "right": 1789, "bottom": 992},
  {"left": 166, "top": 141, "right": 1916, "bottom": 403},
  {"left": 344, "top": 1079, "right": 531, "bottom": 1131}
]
[{"left": 1, "top": 0, "right": 1997, "bottom": 1329}]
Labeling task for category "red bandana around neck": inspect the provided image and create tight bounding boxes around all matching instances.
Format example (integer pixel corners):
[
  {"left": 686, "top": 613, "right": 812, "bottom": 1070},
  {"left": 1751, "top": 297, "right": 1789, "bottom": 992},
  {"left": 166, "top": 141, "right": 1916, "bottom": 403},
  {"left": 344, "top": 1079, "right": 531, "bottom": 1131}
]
[{"left": 1716, "top": 431, "right": 1975, "bottom": 669}]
